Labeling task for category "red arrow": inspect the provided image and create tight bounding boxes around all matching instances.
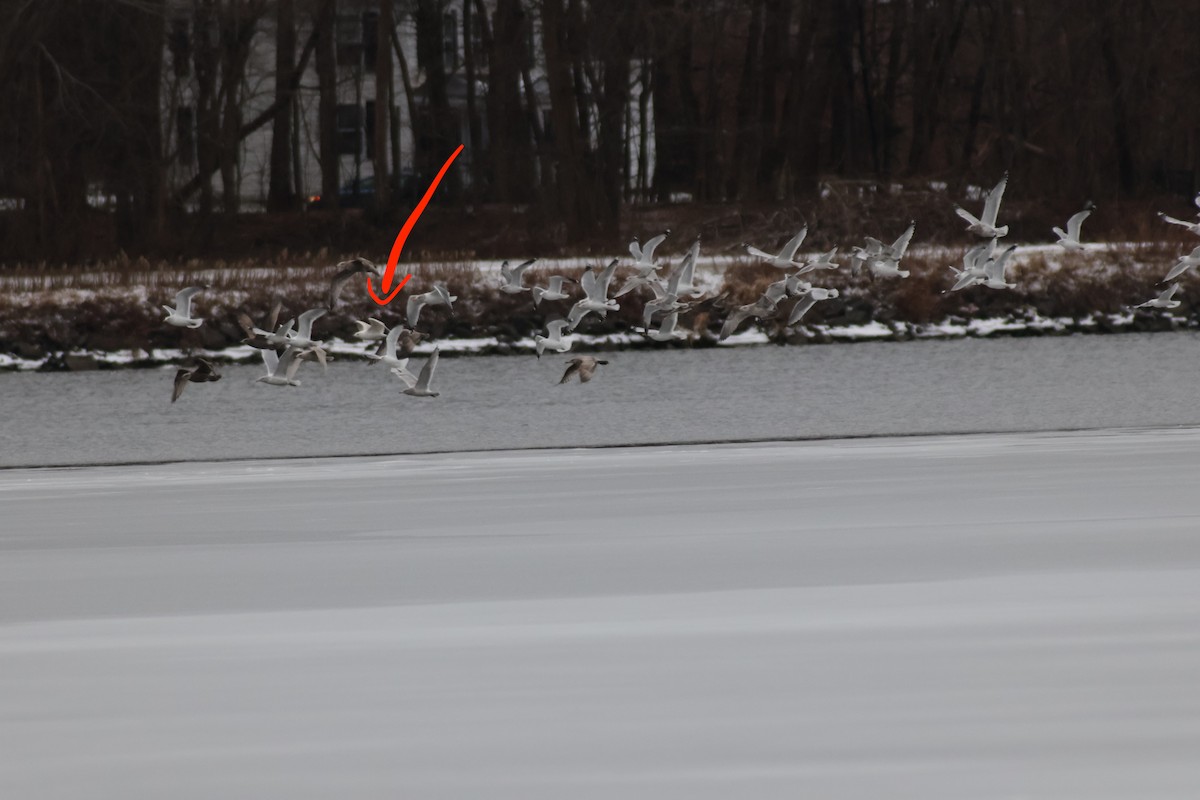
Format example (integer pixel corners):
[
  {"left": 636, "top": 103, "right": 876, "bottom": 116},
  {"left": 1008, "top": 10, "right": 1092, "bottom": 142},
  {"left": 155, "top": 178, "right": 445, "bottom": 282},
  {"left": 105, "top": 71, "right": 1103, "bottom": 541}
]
[{"left": 367, "top": 144, "right": 465, "bottom": 306}]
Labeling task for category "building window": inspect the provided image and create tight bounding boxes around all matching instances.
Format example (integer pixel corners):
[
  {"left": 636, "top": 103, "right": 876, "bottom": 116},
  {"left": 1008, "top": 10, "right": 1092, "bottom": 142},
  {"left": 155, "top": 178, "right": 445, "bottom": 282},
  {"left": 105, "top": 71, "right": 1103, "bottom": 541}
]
[
  {"left": 362, "top": 11, "right": 378, "bottom": 71},
  {"left": 443, "top": 11, "right": 458, "bottom": 70},
  {"left": 168, "top": 17, "right": 191, "bottom": 78},
  {"left": 176, "top": 106, "right": 195, "bottom": 166},
  {"left": 336, "top": 104, "right": 362, "bottom": 156},
  {"left": 336, "top": 13, "right": 363, "bottom": 66}
]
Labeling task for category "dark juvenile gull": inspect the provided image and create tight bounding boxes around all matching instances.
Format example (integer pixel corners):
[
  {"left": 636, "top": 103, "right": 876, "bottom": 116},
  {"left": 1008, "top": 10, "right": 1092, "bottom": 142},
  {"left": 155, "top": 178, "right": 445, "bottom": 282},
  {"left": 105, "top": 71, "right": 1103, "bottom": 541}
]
[
  {"left": 559, "top": 355, "right": 608, "bottom": 384},
  {"left": 171, "top": 357, "right": 222, "bottom": 403},
  {"left": 328, "top": 257, "right": 383, "bottom": 309}
]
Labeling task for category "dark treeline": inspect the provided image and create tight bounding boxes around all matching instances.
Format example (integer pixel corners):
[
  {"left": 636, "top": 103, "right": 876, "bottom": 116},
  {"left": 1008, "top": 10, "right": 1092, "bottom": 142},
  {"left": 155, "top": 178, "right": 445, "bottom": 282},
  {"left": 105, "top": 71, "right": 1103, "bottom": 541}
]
[{"left": 2, "top": 0, "right": 1199, "bottom": 261}]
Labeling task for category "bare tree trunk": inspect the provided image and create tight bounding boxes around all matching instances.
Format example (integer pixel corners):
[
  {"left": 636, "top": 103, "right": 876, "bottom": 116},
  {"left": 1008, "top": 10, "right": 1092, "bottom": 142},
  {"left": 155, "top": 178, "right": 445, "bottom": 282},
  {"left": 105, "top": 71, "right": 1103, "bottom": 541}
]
[
  {"left": 315, "top": 0, "right": 339, "bottom": 208},
  {"left": 268, "top": 0, "right": 296, "bottom": 211},
  {"left": 540, "top": 0, "right": 602, "bottom": 239},
  {"left": 374, "top": 0, "right": 392, "bottom": 208},
  {"left": 1098, "top": 0, "right": 1136, "bottom": 194},
  {"left": 484, "top": 0, "right": 537, "bottom": 201},
  {"left": 462, "top": 0, "right": 484, "bottom": 195},
  {"left": 195, "top": 0, "right": 219, "bottom": 221}
]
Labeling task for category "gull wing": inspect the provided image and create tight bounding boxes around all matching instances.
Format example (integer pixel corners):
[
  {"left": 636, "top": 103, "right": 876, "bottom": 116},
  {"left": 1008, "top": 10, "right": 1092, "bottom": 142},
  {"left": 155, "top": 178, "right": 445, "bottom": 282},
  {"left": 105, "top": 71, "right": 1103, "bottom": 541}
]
[
  {"left": 595, "top": 259, "right": 619, "bottom": 298},
  {"left": 279, "top": 347, "right": 304, "bottom": 382},
  {"left": 1161, "top": 284, "right": 1181, "bottom": 302},
  {"left": 579, "top": 267, "right": 598, "bottom": 300},
  {"left": 1066, "top": 208, "right": 1092, "bottom": 241},
  {"left": 406, "top": 294, "right": 425, "bottom": 327},
  {"left": 778, "top": 227, "right": 808, "bottom": 261},
  {"left": 415, "top": 349, "right": 439, "bottom": 391},
  {"left": 658, "top": 312, "right": 678, "bottom": 335},
  {"left": 1159, "top": 213, "right": 1194, "bottom": 229},
  {"left": 986, "top": 245, "right": 1019, "bottom": 281},
  {"left": 787, "top": 295, "right": 817, "bottom": 326},
  {"left": 546, "top": 319, "right": 570, "bottom": 338},
  {"left": 642, "top": 231, "right": 669, "bottom": 262},
  {"left": 982, "top": 173, "right": 1008, "bottom": 226},
  {"left": 237, "top": 312, "right": 257, "bottom": 338},
  {"left": 266, "top": 298, "right": 283, "bottom": 331},
  {"left": 261, "top": 348, "right": 280, "bottom": 376},
  {"left": 174, "top": 286, "right": 204, "bottom": 317},
  {"left": 889, "top": 222, "right": 916, "bottom": 259},
  {"left": 390, "top": 364, "right": 417, "bottom": 387},
  {"left": 955, "top": 206, "right": 982, "bottom": 227},
  {"left": 328, "top": 261, "right": 373, "bottom": 308},
  {"left": 295, "top": 307, "right": 327, "bottom": 339},
  {"left": 559, "top": 358, "right": 583, "bottom": 384},
  {"left": 744, "top": 245, "right": 775, "bottom": 261},
  {"left": 171, "top": 369, "right": 191, "bottom": 403}
]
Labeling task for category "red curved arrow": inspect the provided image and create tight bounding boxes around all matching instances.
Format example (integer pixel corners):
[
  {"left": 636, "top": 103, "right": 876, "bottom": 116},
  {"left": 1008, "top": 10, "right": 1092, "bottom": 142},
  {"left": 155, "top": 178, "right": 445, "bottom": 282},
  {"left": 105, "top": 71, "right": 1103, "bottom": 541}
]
[{"left": 367, "top": 144, "right": 465, "bottom": 306}]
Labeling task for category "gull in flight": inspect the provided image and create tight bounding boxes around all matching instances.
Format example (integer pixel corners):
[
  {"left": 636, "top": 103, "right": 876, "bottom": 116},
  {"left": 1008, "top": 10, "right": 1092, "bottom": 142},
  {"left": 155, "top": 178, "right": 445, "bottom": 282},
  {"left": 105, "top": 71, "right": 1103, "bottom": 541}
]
[
  {"left": 559, "top": 355, "right": 608, "bottom": 384},
  {"left": 534, "top": 319, "right": 573, "bottom": 358},
  {"left": 719, "top": 296, "right": 776, "bottom": 340},
  {"left": 945, "top": 239, "right": 998, "bottom": 292},
  {"left": 744, "top": 227, "right": 807, "bottom": 269},
  {"left": 1053, "top": 203, "right": 1094, "bottom": 250},
  {"left": 853, "top": 222, "right": 915, "bottom": 278},
  {"left": 787, "top": 287, "right": 840, "bottom": 326},
  {"left": 645, "top": 311, "right": 688, "bottom": 342},
  {"left": 163, "top": 286, "right": 207, "bottom": 328},
  {"left": 328, "top": 257, "right": 383, "bottom": 308},
  {"left": 257, "top": 346, "right": 307, "bottom": 387},
  {"left": 499, "top": 259, "right": 537, "bottom": 294},
  {"left": 282, "top": 307, "right": 327, "bottom": 349},
  {"left": 171, "top": 357, "right": 222, "bottom": 403},
  {"left": 629, "top": 230, "right": 670, "bottom": 270},
  {"left": 796, "top": 248, "right": 840, "bottom": 275},
  {"left": 1162, "top": 246, "right": 1200, "bottom": 282},
  {"left": 352, "top": 317, "right": 388, "bottom": 341},
  {"left": 367, "top": 324, "right": 422, "bottom": 370},
  {"left": 237, "top": 300, "right": 283, "bottom": 349},
  {"left": 642, "top": 242, "right": 703, "bottom": 325},
  {"left": 532, "top": 275, "right": 573, "bottom": 306},
  {"left": 979, "top": 244, "right": 1019, "bottom": 289},
  {"left": 1136, "top": 284, "right": 1181, "bottom": 309},
  {"left": 956, "top": 174, "right": 1010, "bottom": 238},
  {"left": 407, "top": 284, "right": 457, "bottom": 328},
  {"left": 400, "top": 349, "right": 441, "bottom": 397},
  {"left": 1157, "top": 212, "right": 1200, "bottom": 237},
  {"left": 567, "top": 260, "right": 620, "bottom": 330}
]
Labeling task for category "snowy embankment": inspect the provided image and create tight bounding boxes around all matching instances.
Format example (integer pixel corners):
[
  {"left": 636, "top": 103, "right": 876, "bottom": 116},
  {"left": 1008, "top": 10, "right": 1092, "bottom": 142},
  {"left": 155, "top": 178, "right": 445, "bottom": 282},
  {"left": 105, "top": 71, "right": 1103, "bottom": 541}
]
[
  {"left": 0, "top": 240, "right": 1192, "bottom": 370},
  {"left": 3, "top": 429, "right": 1200, "bottom": 797}
]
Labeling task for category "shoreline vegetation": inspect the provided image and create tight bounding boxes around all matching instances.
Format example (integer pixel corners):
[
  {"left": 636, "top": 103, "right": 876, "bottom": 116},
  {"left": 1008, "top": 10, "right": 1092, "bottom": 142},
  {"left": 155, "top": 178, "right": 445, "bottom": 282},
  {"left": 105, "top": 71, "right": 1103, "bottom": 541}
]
[{"left": 2, "top": 234, "right": 1196, "bottom": 372}]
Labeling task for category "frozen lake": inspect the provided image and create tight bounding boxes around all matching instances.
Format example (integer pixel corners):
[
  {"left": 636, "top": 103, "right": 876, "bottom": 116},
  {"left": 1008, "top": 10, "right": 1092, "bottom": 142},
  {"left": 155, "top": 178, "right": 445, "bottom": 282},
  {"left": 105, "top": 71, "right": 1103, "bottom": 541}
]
[
  {"left": 4, "top": 331, "right": 1200, "bottom": 467},
  {"left": 3, "top": 429, "right": 1200, "bottom": 797}
]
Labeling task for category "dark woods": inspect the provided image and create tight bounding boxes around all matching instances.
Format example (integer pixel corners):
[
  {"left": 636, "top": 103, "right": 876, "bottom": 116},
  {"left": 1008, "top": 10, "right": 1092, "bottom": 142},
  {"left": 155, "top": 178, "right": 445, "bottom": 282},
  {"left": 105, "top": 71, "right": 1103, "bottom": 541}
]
[{"left": 2, "top": 0, "right": 1199, "bottom": 261}]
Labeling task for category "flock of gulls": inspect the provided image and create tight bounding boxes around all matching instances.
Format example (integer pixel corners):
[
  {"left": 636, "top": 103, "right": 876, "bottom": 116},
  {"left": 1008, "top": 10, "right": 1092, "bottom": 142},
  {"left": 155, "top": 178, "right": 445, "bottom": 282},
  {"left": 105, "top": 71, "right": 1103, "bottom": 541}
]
[{"left": 164, "top": 175, "right": 1200, "bottom": 402}]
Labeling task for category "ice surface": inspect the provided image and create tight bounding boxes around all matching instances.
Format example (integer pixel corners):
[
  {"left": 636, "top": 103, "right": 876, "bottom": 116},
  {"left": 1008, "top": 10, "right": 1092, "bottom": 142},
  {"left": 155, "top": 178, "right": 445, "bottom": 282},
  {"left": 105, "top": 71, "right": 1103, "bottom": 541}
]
[{"left": 3, "top": 429, "right": 1200, "bottom": 798}]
